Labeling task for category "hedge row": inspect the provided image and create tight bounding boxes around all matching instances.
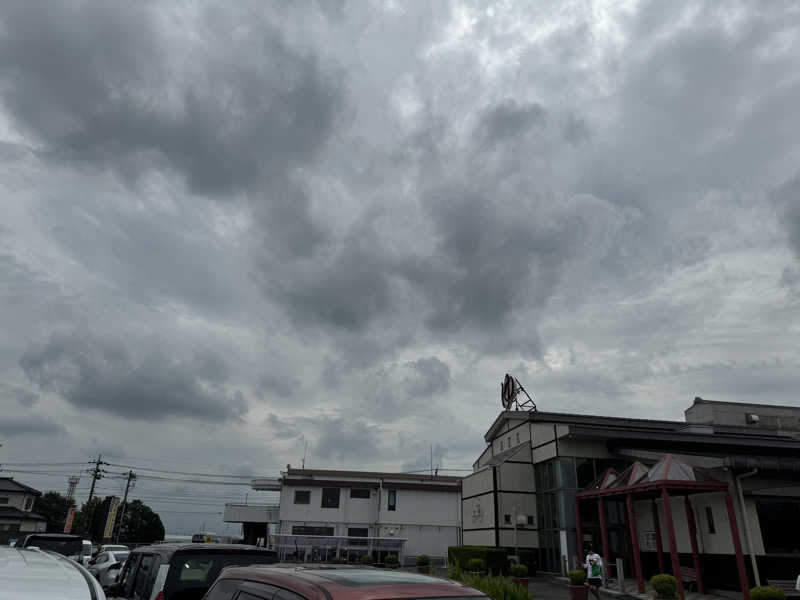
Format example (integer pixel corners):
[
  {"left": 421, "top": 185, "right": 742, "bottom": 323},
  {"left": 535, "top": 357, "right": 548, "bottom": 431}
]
[{"left": 448, "top": 546, "right": 510, "bottom": 575}]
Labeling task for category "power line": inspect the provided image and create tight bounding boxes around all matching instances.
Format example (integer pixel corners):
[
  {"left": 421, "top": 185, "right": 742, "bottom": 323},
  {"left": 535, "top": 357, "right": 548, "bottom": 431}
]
[{"left": 104, "top": 462, "right": 260, "bottom": 479}]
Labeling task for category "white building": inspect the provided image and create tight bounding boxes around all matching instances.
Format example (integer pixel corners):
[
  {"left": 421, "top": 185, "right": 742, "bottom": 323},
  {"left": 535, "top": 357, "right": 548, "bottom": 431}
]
[
  {"left": 242, "top": 468, "right": 462, "bottom": 565},
  {"left": 0, "top": 478, "right": 47, "bottom": 544}
]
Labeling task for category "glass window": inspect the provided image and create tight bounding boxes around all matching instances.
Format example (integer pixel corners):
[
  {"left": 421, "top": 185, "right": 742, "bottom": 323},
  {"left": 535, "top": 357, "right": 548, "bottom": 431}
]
[
  {"left": 164, "top": 551, "right": 277, "bottom": 598},
  {"left": 24, "top": 497, "right": 32, "bottom": 511},
  {"left": 120, "top": 553, "right": 142, "bottom": 596},
  {"left": 500, "top": 441, "right": 504, "bottom": 451},
  {"left": 556, "top": 457, "right": 577, "bottom": 489},
  {"left": 507, "top": 437, "right": 511, "bottom": 447},
  {"left": 133, "top": 554, "right": 156, "bottom": 599},
  {"left": 350, "top": 488, "right": 370, "bottom": 499},
  {"left": 275, "top": 588, "right": 308, "bottom": 600},
  {"left": 705, "top": 506, "right": 716, "bottom": 534},
  {"left": 292, "top": 526, "right": 334, "bottom": 536},
  {"left": 0, "top": 497, "right": 8, "bottom": 504},
  {"left": 756, "top": 501, "right": 800, "bottom": 553},
  {"left": 516, "top": 433, "right": 520, "bottom": 444},
  {"left": 527, "top": 515, "right": 534, "bottom": 525},
  {"left": 321, "top": 488, "right": 340, "bottom": 508},
  {"left": 238, "top": 593, "right": 269, "bottom": 600},
  {"left": 576, "top": 459, "right": 596, "bottom": 489},
  {"left": 205, "top": 579, "right": 241, "bottom": 600},
  {"left": 294, "top": 490, "right": 310, "bottom": 504},
  {"left": 504, "top": 514, "right": 511, "bottom": 524},
  {"left": 347, "top": 527, "right": 368, "bottom": 537},
  {"left": 387, "top": 489, "right": 397, "bottom": 511}
]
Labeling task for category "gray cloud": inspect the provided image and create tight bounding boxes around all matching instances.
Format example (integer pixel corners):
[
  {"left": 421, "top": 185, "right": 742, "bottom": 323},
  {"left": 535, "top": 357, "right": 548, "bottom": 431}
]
[
  {"left": 19, "top": 331, "right": 247, "bottom": 422},
  {"left": 403, "top": 356, "right": 451, "bottom": 398},
  {"left": 0, "top": 414, "right": 66, "bottom": 437},
  {"left": 475, "top": 99, "right": 546, "bottom": 148}
]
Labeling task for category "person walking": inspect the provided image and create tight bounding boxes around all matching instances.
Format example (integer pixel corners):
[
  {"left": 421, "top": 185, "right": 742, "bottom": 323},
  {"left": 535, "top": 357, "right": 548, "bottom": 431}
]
[{"left": 584, "top": 545, "right": 604, "bottom": 600}]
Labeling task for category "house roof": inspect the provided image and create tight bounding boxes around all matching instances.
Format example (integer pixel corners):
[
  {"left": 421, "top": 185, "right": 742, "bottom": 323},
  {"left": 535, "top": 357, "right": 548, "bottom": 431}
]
[
  {"left": 0, "top": 478, "right": 42, "bottom": 496},
  {"left": 0, "top": 506, "right": 46, "bottom": 521},
  {"left": 284, "top": 468, "right": 462, "bottom": 484}
]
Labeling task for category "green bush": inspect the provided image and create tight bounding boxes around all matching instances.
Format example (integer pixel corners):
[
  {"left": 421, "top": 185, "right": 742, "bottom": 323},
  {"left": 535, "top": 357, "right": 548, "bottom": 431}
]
[
  {"left": 385, "top": 554, "right": 399, "bottom": 565},
  {"left": 360, "top": 554, "right": 374, "bottom": 565},
  {"left": 448, "top": 546, "right": 510, "bottom": 575},
  {"left": 330, "top": 556, "right": 343, "bottom": 564},
  {"left": 416, "top": 554, "right": 430, "bottom": 566},
  {"left": 510, "top": 564, "right": 528, "bottom": 578},
  {"left": 650, "top": 574, "right": 678, "bottom": 599},
  {"left": 751, "top": 587, "right": 787, "bottom": 600},
  {"left": 568, "top": 570, "right": 587, "bottom": 586},
  {"left": 467, "top": 558, "right": 485, "bottom": 572},
  {"left": 462, "top": 574, "right": 530, "bottom": 600},
  {"left": 517, "top": 549, "right": 537, "bottom": 574}
]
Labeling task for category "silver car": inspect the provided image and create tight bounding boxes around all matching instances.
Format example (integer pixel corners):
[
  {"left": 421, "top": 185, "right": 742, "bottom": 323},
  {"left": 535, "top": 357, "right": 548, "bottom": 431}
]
[
  {"left": 88, "top": 551, "right": 129, "bottom": 587},
  {"left": 0, "top": 546, "right": 106, "bottom": 600}
]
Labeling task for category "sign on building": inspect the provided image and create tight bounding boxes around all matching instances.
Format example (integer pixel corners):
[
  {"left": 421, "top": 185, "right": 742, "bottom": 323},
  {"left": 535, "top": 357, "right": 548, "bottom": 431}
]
[{"left": 103, "top": 497, "right": 121, "bottom": 541}]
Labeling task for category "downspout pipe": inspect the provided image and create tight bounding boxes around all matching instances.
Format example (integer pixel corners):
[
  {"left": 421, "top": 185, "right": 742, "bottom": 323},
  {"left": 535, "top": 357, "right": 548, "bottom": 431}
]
[{"left": 735, "top": 469, "right": 760, "bottom": 587}]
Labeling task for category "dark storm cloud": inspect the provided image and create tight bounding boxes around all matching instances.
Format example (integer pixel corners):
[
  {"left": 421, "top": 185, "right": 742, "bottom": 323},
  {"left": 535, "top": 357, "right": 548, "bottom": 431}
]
[
  {"left": 0, "top": 414, "right": 66, "bottom": 437},
  {"left": 266, "top": 413, "right": 383, "bottom": 462},
  {"left": 403, "top": 356, "right": 450, "bottom": 398},
  {"left": 475, "top": 99, "right": 545, "bottom": 148},
  {"left": 19, "top": 331, "right": 247, "bottom": 422}
]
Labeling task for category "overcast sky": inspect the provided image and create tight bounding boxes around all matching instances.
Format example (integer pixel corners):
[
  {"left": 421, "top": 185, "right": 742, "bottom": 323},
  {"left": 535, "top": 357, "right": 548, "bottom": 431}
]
[{"left": 1, "top": 0, "right": 799, "bottom": 534}]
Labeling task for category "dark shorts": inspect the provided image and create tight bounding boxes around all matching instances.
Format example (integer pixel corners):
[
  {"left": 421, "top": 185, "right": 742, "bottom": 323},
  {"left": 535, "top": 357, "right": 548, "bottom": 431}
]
[{"left": 587, "top": 578, "right": 602, "bottom": 587}]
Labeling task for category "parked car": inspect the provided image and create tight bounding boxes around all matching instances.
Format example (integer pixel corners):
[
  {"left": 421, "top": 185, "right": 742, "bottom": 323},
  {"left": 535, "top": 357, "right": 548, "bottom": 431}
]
[
  {"left": 89, "top": 550, "right": 130, "bottom": 586},
  {"left": 201, "top": 565, "right": 487, "bottom": 600},
  {"left": 98, "top": 544, "right": 129, "bottom": 554},
  {"left": 14, "top": 533, "right": 84, "bottom": 562},
  {"left": 106, "top": 543, "right": 278, "bottom": 600},
  {"left": 0, "top": 546, "right": 106, "bottom": 600}
]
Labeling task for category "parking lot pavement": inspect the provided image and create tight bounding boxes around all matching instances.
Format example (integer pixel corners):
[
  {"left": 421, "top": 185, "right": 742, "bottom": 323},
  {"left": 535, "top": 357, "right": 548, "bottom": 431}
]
[{"left": 527, "top": 574, "right": 569, "bottom": 600}]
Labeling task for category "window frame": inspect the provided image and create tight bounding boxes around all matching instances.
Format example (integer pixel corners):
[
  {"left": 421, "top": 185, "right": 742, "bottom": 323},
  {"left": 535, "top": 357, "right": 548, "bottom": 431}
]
[
  {"left": 387, "top": 489, "right": 397, "bottom": 511},
  {"left": 293, "top": 490, "right": 311, "bottom": 505},
  {"left": 0, "top": 497, "right": 9, "bottom": 505},
  {"left": 321, "top": 488, "right": 340, "bottom": 509}
]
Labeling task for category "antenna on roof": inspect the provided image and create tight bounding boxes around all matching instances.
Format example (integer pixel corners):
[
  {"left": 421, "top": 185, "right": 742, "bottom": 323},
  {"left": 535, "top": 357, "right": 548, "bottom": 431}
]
[{"left": 500, "top": 373, "right": 537, "bottom": 412}]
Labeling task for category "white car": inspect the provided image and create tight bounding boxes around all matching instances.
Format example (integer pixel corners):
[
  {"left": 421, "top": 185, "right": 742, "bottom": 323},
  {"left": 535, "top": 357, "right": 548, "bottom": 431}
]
[
  {"left": 88, "top": 551, "right": 130, "bottom": 587},
  {"left": 0, "top": 546, "right": 106, "bottom": 600},
  {"left": 98, "top": 544, "right": 129, "bottom": 554}
]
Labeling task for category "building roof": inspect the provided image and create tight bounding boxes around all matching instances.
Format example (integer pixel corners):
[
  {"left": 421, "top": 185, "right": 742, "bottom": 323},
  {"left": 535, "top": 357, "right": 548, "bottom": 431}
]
[
  {"left": 284, "top": 468, "right": 462, "bottom": 484},
  {"left": 689, "top": 396, "right": 800, "bottom": 411},
  {"left": 0, "top": 507, "right": 46, "bottom": 521},
  {"left": 0, "top": 478, "right": 42, "bottom": 496}
]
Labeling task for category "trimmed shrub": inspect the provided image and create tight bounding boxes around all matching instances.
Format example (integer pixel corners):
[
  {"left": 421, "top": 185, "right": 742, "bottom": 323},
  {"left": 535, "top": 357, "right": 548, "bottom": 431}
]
[
  {"left": 330, "top": 556, "right": 343, "bottom": 564},
  {"left": 416, "top": 554, "right": 430, "bottom": 567},
  {"left": 751, "top": 587, "right": 787, "bottom": 600},
  {"left": 467, "top": 558, "right": 485, "bottom": 572},
  {"left": 510, "top": 564, "right": 528, "bottom": 578},
  {"left": 462, "top": 574, "right": 530, "bottom": 600},
  {"left": 448, "top": 546, "right": 510, "bottom": 575},
  {"left": 360, "top": 554, "right": 374, "bottom": 565},
  {"left": 517, "top": 549, "right": 538, "bottom": 574},
  {"left": 385, "top": 554, "right": 399, "bottom": 565},
  {"left": 568, "top": 570, "right": 587, "bottom": 586},
  {"left": 650, "top": 574, "right": 678, "bottom": 599}
]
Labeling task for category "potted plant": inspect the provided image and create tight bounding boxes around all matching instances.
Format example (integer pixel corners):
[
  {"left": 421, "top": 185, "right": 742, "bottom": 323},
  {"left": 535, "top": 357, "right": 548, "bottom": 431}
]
[
  {"left": 510, "top": 564, "right": 529, "bottom": 588},
  {"left": 360, "top": 554, "right": 374, "bottom": 566},
  {"left": 751, "top": 586, "right": 787, "bottom": 600},
  {"left": 650, "top": 574, "right": 679, "bottom": 600},
  {"left": 568, "top": 569, "right": 588, "bottom": 600},
  {"left": 416, "top": 554, "right": 431, "bottom": 574},
  {"left": 385, "top": 554, "right": 400, "bottom": 569},
  {"left": 466, "top": 558, "right": 485, "bottom": 577}
]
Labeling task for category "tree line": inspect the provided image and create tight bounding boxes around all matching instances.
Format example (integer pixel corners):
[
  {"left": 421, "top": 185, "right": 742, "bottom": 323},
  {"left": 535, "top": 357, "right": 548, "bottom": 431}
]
[{"left": 33, "top": 492, "right": 165, "bottom": 543}]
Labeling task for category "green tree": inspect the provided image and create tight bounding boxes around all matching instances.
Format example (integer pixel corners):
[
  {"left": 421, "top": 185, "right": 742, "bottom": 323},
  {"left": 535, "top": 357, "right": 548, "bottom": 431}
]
[
  {"left": 32, "top": 492, "right": 75, "bottom": 533},
  {"left": 117, "top": 500, "right": 164, "bottom": 543},
  {"left": 71, "top": 497, "right": 102, "bottom": 538}
]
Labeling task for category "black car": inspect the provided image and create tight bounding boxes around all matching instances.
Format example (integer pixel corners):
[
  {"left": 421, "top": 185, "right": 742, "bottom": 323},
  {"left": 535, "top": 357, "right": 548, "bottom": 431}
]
[
  {"left": 14, "top": 533, "right": 84, "bottom": 561},
  {"left": 107, "top": 543, "right": 278, "bottom": 600}
]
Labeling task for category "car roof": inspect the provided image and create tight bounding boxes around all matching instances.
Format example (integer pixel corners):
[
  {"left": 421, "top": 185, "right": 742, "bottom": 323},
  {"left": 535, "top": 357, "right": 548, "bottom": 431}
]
[
  {"left": 216, "top": 566, "right": 486, "bottom": 600},
  {"left": 131, "top": 542, "right": 274, "bottom": 555},
  {"left": 24, "top": 533, "right": 83, "bottom": 540},
  {"left": 0, "top": 547, "right": 104, "bottom": 600}
]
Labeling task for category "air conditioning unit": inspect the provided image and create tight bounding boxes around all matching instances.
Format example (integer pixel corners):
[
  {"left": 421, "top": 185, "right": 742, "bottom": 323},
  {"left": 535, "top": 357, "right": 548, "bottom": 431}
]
[{"left": 517, "top": 515, "right": 528, "bottom": 527}]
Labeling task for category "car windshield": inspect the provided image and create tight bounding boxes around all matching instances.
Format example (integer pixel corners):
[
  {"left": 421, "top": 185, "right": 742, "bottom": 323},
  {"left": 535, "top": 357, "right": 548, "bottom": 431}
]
[
  {"left": 26, "top": 537, "right": 83, "bottom": 556},
  {"left": 111, "top": 551, "right": 130, "bottom": 562},
  {"left": 164, "top": 551, "right": 278, "bottom": 599}
]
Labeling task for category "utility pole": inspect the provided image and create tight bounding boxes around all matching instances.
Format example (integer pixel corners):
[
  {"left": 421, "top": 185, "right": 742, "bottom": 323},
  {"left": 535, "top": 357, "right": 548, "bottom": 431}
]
[
  {"left": 114, "top": 470, "right": 136, "bottom": 543},
  {"left": 84, "top": 454, "right": 105, "bottom": 537},
  {"left": 87, "top": 454, "right": 104, "bottom": 504}
]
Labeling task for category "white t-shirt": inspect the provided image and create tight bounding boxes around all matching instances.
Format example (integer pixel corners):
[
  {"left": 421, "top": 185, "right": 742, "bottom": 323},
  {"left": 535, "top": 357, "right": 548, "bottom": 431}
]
[{"left": 585, "top": 553, "right": 603, "bottom": 579}]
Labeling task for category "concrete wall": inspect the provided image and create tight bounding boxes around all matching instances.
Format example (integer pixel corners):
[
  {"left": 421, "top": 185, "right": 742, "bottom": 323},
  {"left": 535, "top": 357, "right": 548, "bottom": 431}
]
[
  {"left": 463, "top": 469, "right": 493, "bottom": 498},
  {"left": 463, "top": 528, "right": 495, "bottom": 546},
  {"left": 497, "top": 461, "right": 534, "bottom": 492},
  {"left": 685, "top": 401, "right": 800, "bottom": 429},
  {"left": 462, "top": 491, "right": 495, "bottom": 532},
  {"left": 378, "top": 488, "right": 461, "bottom": 527},
  {"left": 279, "top": 486, "right": 378, "bottom": 524}
]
